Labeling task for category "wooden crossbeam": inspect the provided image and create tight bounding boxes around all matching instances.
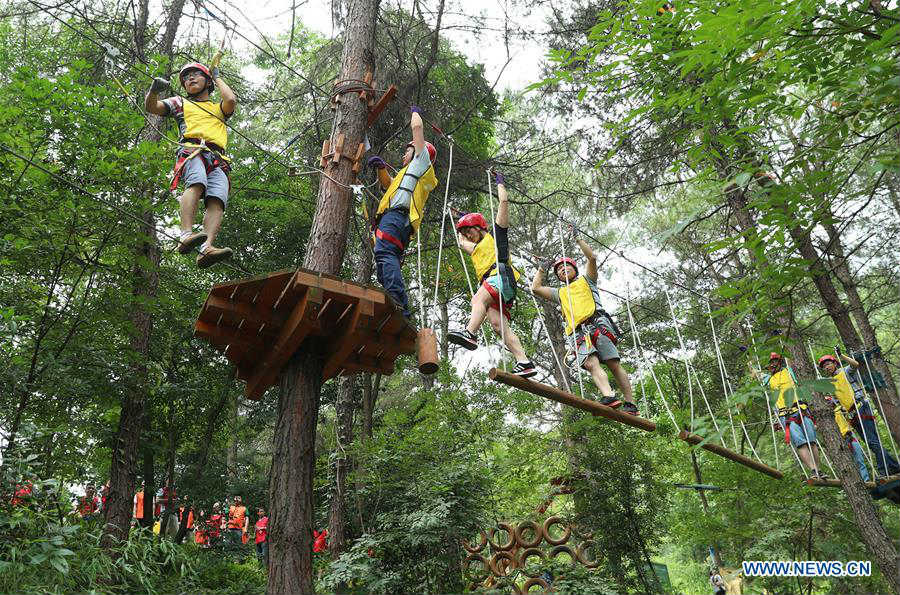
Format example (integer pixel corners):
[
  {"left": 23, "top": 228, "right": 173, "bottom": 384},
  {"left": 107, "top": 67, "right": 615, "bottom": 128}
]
[
  {"left": 807, "top": 473, "right": 900, "bottom": 489},
  {"left": 292, "top": 270, "right": 385, "bottom": 305},
  {"left": 322, "top": 301, "right": 366, "bottom": 379},
  {"left": 193, "top": 320, "right": 264, "bottom": 353},
  {"left": 367, "top": 84, "right": 397, "bottom": 127},
  {"left": 678, "top": 431, "right": 783, "bottom": 480},
  {"left": 489, "top": 369, "right": 657, "bottom": 432},
  {"left": 245, "top": 288, "right": 313, "bottom": 400},
  {"left": 202, "top": 295, "right": 286, "bottom": 332}
]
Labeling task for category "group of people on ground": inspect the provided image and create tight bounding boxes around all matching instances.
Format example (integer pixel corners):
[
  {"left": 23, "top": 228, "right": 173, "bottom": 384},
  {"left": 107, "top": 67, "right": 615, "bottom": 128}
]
[{"left": 752, "top": 350, "right": 898, "bottom": 482}]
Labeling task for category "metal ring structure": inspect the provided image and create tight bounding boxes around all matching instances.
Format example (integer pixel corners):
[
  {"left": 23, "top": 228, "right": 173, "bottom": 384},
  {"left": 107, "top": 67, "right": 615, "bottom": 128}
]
[
  {"left": 515, "top": 520, "right": 542, "bottom": 548},
  {"left": 517, "top": 547, "right": 546, "bottom": 578},
  {"left": 463, "top": 554, "right": 491, "bottom": 580},
  {"left": 490, "top": 550, "right": 517, "bottom": 577},
  {"left": 522, "top": 577, "right": 551, "bottom": 593},
  {"left": 575, "top": 539, "right": 599, "bottom": 568},
  {"left": 488, "top": 522, "right": 516, "bottom": 551},
  {"left": 549, "top": 544, "right": 577, "bottom": 565},
  {"left": 463, "top": 530, "right": 487, "bottom": 554},
  {"left": 542, "top": 516, "right": 571, "bottom": 546}
]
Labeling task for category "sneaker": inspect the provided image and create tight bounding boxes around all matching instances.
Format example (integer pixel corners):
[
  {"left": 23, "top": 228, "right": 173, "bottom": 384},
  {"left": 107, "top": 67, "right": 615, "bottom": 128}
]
[
  {"left": 599, "top": 396, "right": 623, "bottom": 409},
  {"left": 621, "top": 402, "right": 639, "bottom": 416},
  {"left": 447, "top": 329, "right": 478, "bottom": 351},
  {"left": 512, "top": 361, "right": 537, "bottom": 378},
  {"left": 196, "top": 246, "right": 233, "bottom": 268},
  {"left": 177, "top": 231, "right": 207, "bottom": 254}
]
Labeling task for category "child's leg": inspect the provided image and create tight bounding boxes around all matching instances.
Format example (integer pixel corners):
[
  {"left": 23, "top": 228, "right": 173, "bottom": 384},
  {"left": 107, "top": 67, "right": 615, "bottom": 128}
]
[
  {"left": 485, "top": 307, "right": 528, "bottom": 362},
  {"left": 202, "top": 197, "right": 225, "bottom": 247},
  {"left": 582, "top": 354, "right": 613, "bottom": 397},
  {"left": 466, "top": 287, "right": 493, "bottom": 334},
  {"left": 604, "top": 359, "right": 635, "bottom": 403},
  {"left": 179, "top": 183, "right": 205, "bottom": 233}
]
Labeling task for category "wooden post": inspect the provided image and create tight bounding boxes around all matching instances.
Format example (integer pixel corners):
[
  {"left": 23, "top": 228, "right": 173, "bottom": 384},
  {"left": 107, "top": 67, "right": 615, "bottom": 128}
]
[
  {"left": 489, "top": 368, "right": 657, "bottom": 432},
  {"left": 417, "top": 328, "right": 439, "bottom": 375},
  {"left": 678, "top": 431, "right": 783, "bottom": 480},
  {"left": 267, "top": 0, "right": 380, "bottom": 590}
]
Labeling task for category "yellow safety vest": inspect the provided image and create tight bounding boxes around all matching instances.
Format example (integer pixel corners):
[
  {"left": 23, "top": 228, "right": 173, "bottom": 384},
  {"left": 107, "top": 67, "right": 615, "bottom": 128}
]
[
  {"left": 768, "top": 368, "right": 806, "bottom": 413},
  {"left": 375, "top": 163, "right": 438, "bottom": 235},
  {"left": 830, "top": 370, "right": 857, "bottom": 412},
  {"left": 557, "top": 276, "right": 597, "bottom": 336},
  {"left": 832, "top": 401, "right": 853, "bottom": 437},
  {"left": 183, "top": 100, "right": 228, "bottom": 150},
  {"left": 470, "top": 232, "right": 521, "bottom": 283}
]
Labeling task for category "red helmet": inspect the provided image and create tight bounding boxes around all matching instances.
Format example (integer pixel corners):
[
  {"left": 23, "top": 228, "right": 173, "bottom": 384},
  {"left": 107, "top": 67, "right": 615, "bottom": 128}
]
[
  {"left": 768, "top": 352, "right": 783, "bottom": 361},
  {"left": 179, "top": 62, "right": 214, "bottom": 95},
  {"left": 817, "top": 355, "right": 839, "bottom": 368},
  {"left": 553, "top": 257, "right": 578, "bottom": 277},
  {"left": 406, "top": 141, "right": 437, "bottom": 162},
  {"left": 456, "top": 212, "right": 488, "bottom": 231}
]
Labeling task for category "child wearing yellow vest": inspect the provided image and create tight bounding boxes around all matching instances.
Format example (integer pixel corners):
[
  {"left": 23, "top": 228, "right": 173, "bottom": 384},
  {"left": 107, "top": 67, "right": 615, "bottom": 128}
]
[
  {"left": 531, "top": 228, "right": 637, "bottom": 414},
  {"left": 366, "top": 107, "right": 437, "bottom": 320},
  {"left": 145, "top": 62, "right": 236, "bottom": 268},
  {"left": 446, "top": 172, "right": 536, "bottom": 378},
  {"left": 750, "top": 353, "right": 822, "bottom": 477}
]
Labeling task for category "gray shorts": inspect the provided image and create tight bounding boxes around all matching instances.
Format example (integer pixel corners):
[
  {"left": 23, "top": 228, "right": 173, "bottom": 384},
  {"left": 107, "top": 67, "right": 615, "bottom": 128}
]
[
  {"left": 180, "top": 154, "right": 229, "bottom": 208},
  {"left": 572, "top": 318, "right": 620, "bottom": 368}
]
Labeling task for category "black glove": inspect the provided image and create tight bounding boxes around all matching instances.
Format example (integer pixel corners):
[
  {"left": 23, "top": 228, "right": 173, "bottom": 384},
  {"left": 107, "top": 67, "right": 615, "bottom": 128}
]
[
  {"left": 543, "top": 258, "right": 555, "bottom": 272},
  {"left": 150, "top": 77, "right": 170, "bottom": 94},
  {"left": 210, "top": 67, "right": 220, "bottom": 79},
  {"left": 738, "top": 345, "right": 748, "bottom": 353}
]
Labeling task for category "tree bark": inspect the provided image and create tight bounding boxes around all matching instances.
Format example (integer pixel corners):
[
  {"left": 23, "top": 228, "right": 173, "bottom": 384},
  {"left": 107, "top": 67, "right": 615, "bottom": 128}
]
[
  {"left": 101, "top": 0, "right": 182, "bottom": 551},
  {"left": 266, "top": 0, "right": 379, "bottom": 591},
  {"left": 328, "top": 375, "right": 356, "bottom": 564}
]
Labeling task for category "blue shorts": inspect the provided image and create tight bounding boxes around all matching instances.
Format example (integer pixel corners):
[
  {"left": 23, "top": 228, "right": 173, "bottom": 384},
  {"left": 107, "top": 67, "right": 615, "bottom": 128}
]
[
  {"left": 780, "top": 414, "right": 816, "bottom": 448},
  {"left": 181, "top": 154, "right": 229, "bottom": 208}
]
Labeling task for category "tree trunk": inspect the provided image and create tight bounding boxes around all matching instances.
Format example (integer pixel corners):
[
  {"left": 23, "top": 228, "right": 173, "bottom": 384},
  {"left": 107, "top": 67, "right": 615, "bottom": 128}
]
[
  {"left": 328, "top": 375, "right": 356, "bottom": 564},
  {"left": 266, "top": 0, "right": 379, "bottom": 591},
  {"left": 100, "top": 0, "right": 182, "bottom": 552},
  {"left": 690, "top": 451, "right": 723, "bottom": 569},
  {"left": 140, "top": 445, "right": 155, "bottom": 530}
]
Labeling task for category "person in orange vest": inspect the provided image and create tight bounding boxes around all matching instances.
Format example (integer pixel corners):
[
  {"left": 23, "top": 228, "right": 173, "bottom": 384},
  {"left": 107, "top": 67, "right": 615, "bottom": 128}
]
[
  {"left": 226, "top": 495, "right": 248, "bottom": 548},
  {"left": 207, "top": 502, "right": 224, "bottom": 547},
  {"left": 313, "top": 528, "right": 328, "bottom": 553},
  {"left": 74, "top": 484, "right": 100, "bottom": 521},
  {"left": 133, "top": 484, "right": 146, "bottom": 525},
  {"left": 447, "top": 172, "right": 537, "bottom": 378},
  {"left": 144, "top": 62, "right": 237, "bottom": 268},
  {"left": 10, "top": 481, "right": 33, "bottom": 506},
  {"left": 179, "top": 504, "right": 195, "bottom": 537},
  {"left": 254, "top": 507, "right": 269, "bottom": 567},
  {"left": 194, "top": 509, "right": 208, "bottom": 546}
]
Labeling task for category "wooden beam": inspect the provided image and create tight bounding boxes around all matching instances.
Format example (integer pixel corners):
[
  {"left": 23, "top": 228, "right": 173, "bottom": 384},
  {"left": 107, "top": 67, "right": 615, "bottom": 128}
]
[
  {"left": 367, "top": 84, "right": 397, "bottom": 127},
  {"left": 245, "top": 289, "right": 313, "bottom": 400},
  {"left": 678, "top": 431, "right": 783, "bottom": 480},
  {"left": 806, "top": 473, "right": 900, "bottom": 489},
  {"left": 489, "top": 368, "right": 657, "bottom": 432},
  {"left": 202, "top": 295, "right": 286, "bottom": 332},
  {"left": 322, "top": 302, "right": 364, "bottom": 379},
  {"left": 292, "top": 270, "right": 385, "bottom": 305},
  {"left": 193, "top": 320, "right": 264, "bottom": 353}
]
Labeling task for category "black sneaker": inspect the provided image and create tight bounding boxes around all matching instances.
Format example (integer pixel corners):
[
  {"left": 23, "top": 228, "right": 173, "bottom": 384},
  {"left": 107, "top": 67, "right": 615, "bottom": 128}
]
[
  {"left": 512, "top": 361, "right": 537, "bottom": 378},
  {"left": 447, "top": 329, "right": 478, "bottom": 351},
  {"left": 599, "top": 396, "right": 622, "bottom": 409},
  {"left": 621, "top": 402, "right": 639, "bottom": 416}
]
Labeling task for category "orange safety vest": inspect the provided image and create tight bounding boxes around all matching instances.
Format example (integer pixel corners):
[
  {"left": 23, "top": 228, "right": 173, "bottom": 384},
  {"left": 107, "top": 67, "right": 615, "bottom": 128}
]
[
  {"left": 134, "top": 491, "right": 144, "bottom": 519},
  {"left": 228, "top": 505, "right": 247, "bottom": 530}
]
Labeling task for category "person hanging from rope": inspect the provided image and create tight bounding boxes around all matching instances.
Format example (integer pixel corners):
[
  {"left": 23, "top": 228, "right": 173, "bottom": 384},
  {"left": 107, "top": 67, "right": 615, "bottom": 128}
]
[
  {"left": 366, "top": 106, "right": 438, "bottom": 320},
  {"left": 818, "top": 351, "right": 898, "bottom": 477},
  {"left": 446, "top": 172, "right": 537, "bottom": 378},
  {"left": 144, "top": 61, "right": 236, "bottom": 268},
  {"left": 531, "top": 226, "right": 638, "bottom": 414},
  {"left": 749, "top": 353, "right": 823, "bottom": 478}
]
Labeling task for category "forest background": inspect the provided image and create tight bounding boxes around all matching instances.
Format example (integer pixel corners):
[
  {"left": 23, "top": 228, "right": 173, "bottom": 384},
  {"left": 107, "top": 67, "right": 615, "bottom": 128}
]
[{"left": 1, "top": 0, "right": 899, "bottom": 593}]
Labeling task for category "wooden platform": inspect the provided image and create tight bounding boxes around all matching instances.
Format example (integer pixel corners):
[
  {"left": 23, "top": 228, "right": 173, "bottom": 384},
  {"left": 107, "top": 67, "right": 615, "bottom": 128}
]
[
  {"left": 678, "top": 431, "right": 783, "bottom": 480},
  {"left": 194, "top": 268, "right": 416, "bottom": 400},
  {"left": 489, "top": 369, "right": 657, "bottom": 432}
]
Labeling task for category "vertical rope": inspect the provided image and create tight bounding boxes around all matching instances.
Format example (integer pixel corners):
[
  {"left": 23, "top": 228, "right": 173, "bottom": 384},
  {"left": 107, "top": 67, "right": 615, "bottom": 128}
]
[
  {"left": 525, "top": 263, "right": 570, "bottom": 393},
  {"left": 485, "top": 171, "right": 506, "bottom": 371},
  {"left": 432, "top": 141, "right": 454, "bottom": 306},
  {"left": 859, "top": 350, "right": 899, "bottom": 473},
  {"left": 555, "top": 219, "right": 585, "bottom": 399},
  {"left": 688, "top": 362, "right": 727, "bottom": 448},
  {"left": 416, "top": 227, "right": 425, "bottom": 328},
  {"left": 449, "top": 208, "right": 491, "bottom": 349},
  {"left": 663, "top": 287, "right": 695, "bottom": 433},
  {"left": 625, "top": 283, "right": 679, "bottom": 427},
  {"left": 707, "top": 300, "right": 740, "bottom": 450},
  {"left": 805, "top": 343, "right": 836, "bottom": 478},
  {"left": 748, "top": 319, "right": 781, "bottom": 470}
]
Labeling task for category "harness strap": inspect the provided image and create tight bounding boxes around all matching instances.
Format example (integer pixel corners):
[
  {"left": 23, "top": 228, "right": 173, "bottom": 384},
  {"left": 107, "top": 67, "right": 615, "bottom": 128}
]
[{"left": 375, "top": 227, "right": 405, "bottom": 250}]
